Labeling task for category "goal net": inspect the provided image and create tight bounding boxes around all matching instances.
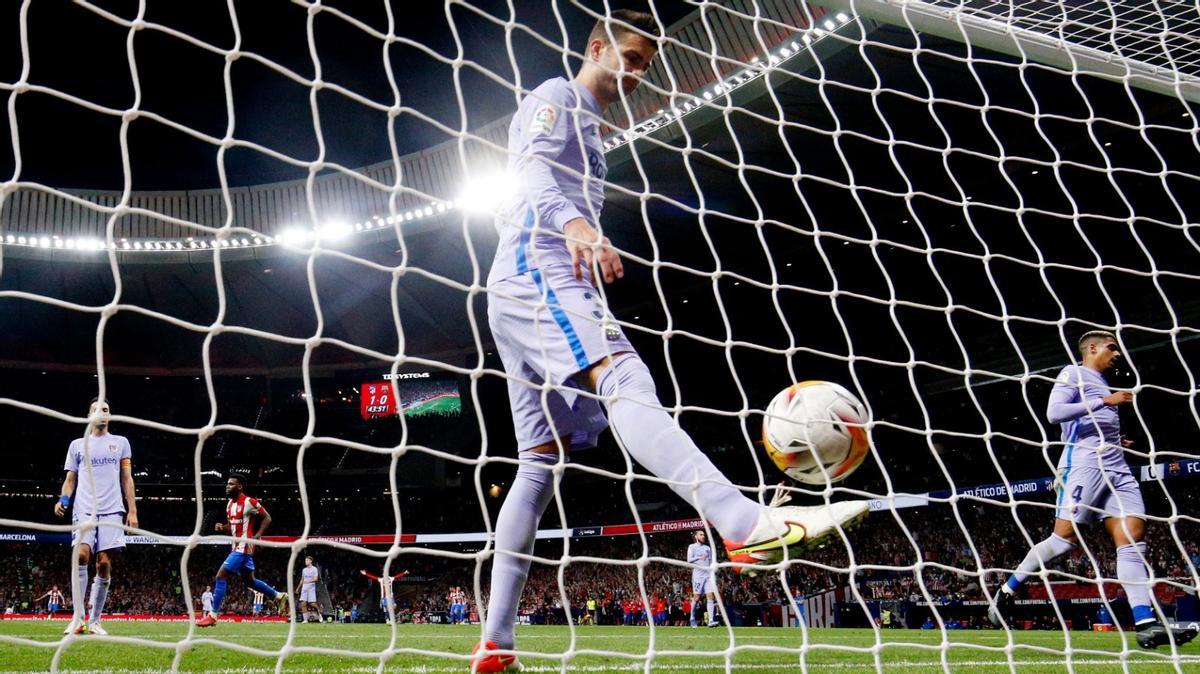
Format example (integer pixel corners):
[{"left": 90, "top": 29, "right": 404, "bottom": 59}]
[{"left": 0, "top": 0, "right": 1198, "bottom": 672}]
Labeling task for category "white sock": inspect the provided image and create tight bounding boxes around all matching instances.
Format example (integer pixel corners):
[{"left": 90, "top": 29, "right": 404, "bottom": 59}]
[
  {"left": 1005, "top": 533, "right": 1076, "bottom": 591},
  {"left": 88, "top": 576, "right": 110, "bottom": 624},
  {"left": 73, "top": 566, "right": 88, "bottom": 621},
  {"left": 484, "top": 452, "right": 558, "bottom": 648},
  {"left": 597, "top": 354, "right": 760, "bottom": 541},
  {"left": 1117, "top": 542, "right": 1156, "bottom": 625}
]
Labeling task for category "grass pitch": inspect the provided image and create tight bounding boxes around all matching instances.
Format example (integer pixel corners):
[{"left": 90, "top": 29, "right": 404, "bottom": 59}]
[
  {"left": 404, "top": 395, "right": 462, "bottom": 417},
  {"left": 0, "top": 621, "right": 1196, "bottom": 672}
]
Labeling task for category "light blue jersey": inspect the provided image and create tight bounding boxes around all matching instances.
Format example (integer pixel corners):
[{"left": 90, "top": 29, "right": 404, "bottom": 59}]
[
  {"left": 302, "top": 565, "right": 319, "bottom": 587},
  {"left": 64, "top": 432, "right": 131, "bottom": 516},
  {"left": 688, "top": 542, "right": 713, "bottom": 577},
  {"left": 1047, "top": 365, "right": 1128, "bottom": 475},
  {"left": 487, "top": 77, "right": 607, "bottom": 286}
]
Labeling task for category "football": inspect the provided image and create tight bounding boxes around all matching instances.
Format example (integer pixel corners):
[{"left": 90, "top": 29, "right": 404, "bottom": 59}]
[{"left": 762, "top": 381, "right": 871, "bottom": 485}]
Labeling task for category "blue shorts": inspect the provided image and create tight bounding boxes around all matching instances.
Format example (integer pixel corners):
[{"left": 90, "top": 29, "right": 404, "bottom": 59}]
[
  {"left": 253, "top": 603, "right": 263, "bottom": 612},
  {"left": 48, "top": 603, "right": 59, "bottom": 611},
  {"left": 221, "top": 551, "right": 256, "bottom": 574}
]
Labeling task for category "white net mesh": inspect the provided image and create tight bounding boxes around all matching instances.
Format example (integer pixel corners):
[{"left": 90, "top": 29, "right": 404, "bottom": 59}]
[{"left": 0, "top": 0, "right": 1199, "bottom": 672}]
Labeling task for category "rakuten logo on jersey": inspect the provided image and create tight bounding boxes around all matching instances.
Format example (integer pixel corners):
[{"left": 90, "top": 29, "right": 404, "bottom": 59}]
[{"left": 383, "top": 372, "right": 431, "bottom": 380}]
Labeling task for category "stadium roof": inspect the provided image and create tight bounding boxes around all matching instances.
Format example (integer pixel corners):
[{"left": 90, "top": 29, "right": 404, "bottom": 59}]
[{"left": 0, "top": 0, "right": 1196, "bottom": 398}]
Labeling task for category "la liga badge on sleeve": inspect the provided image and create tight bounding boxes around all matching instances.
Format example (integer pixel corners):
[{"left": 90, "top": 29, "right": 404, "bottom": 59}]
[{"left": 530, "top": 104, "right": 557, "bottom": 134}]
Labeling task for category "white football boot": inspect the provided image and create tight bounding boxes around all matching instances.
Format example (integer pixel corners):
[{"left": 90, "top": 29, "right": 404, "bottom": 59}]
[{"left": 725, "top": 488, "right": 869, "bottom": 574}]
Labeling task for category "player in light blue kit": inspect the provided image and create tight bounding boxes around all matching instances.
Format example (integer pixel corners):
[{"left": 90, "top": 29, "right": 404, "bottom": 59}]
[
  {"left": 53, "top": 398, "right": 138, "bottom": 636},
  {"left": 297, "top": 555, "right": 320, "bottom": 623},
  {"left": 688, "top": 531, "right": 719, "bottom": 627},
  {"left": 472, "top": 9, "right": 868, "bottom": 672},
  {"left": 990, "top": 331, "right": 1196, "bottom": 649},
  {"left": 201, "top": 586, "right": 215, "bottom": 616}
]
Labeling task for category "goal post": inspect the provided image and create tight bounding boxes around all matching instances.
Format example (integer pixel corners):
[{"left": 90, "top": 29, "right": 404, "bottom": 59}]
[{"left": 808, "top": 0, "right": 1200, "bottom": 104}]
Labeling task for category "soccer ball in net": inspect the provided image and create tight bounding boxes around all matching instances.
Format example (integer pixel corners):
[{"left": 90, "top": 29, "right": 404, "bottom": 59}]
[{"left": 762, "top": 381, "right": 870, "bottom": 485}]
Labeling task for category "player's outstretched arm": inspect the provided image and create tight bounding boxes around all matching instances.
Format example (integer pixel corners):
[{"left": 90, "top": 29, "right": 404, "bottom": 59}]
[
  {"left": 120, "top": 457, "right": 138, "bottom": 529},
  {"left": 54, "top": 471, "right": 76, "bottom": 518}
]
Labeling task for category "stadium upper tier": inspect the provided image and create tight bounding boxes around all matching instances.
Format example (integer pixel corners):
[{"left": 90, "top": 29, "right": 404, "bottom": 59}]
[{"left": 0, "top": 2, "right": 840, "bottom": 261}]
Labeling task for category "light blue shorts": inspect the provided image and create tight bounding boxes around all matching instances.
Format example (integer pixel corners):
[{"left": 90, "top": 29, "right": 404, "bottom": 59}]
[
  {"left": 71, "top": 512, "right": 126, "bottom": 553},
  {"left": 488, "top": 266, "right": 634, "bottom": 452},
  {"left": 1056, "top": 467, "right": 1145, "bottom": 524}
]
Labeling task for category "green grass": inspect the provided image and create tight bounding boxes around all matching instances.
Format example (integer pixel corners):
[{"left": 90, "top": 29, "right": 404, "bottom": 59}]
[
  {"left": 0, "top": 622, "right": 1196, "bottom": 672},
  {"left": 403, "top": 395, "right": 461, "bottom": 417}
]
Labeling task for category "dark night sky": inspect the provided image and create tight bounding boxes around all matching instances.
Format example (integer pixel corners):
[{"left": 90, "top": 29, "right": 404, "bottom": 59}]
[{"left": 0, "top": 0, "right": 695, "bottom": 190}]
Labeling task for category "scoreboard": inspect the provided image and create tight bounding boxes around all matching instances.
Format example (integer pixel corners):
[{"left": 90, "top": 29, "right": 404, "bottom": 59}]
[
  {"left": 359, "top": 373, "right": 461, "bottom": 420},
  {"left": 359, "top": 381, "right": 396, "bottom": 419}
]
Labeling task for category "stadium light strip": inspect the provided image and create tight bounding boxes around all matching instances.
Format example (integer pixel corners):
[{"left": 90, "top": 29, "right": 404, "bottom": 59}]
[
  {"left": 0, "top": 13, "right": 850, "bottom": 254},
  {"left": 0, "top": 202, "right": 454, "bottom": 254},
  {"left": 602, "top": 12, "right": 851, "bottom": 153}
]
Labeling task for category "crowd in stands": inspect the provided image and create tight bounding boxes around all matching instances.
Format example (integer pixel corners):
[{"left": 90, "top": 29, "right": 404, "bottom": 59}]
[
  {"left": 4, "top": 358, "right": 1198, "bottom": 509},
  {"left": 389, "top": 378, "right": 459, "bottom": 410},
  {"left": 2, "top": 365, "right": 1199, "bottom": 629},
  {"left": 4, "top": 491, "right": 1197, "bottom": 630}
]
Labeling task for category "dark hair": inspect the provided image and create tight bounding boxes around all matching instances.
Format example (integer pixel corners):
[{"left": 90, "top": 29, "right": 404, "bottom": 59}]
[
  {"left": 227, "top": 473, "right": 247, "bottom": 486},
  {"left": 587, "top": 9, "right": 660, "bottom": 47},
  {"left": 1077, "top": 330, "right": 1117, "bottom": 357}
]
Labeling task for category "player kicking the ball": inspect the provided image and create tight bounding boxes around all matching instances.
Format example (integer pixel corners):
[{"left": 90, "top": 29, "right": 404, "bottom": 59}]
[
  {"left": 54, "top": 398, "right": 139, "bottom": 636},
  {"left": 471, "top": 9, "right": 868, "bottom": 672},
  {"left": 195, "top": 475, "right": 289, "bottom": 627},
  {"left": 990, "top": 331, "right": 1196, "bottom": 649}
]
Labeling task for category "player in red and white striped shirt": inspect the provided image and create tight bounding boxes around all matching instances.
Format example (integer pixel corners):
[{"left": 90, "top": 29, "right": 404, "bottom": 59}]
[
  {"left": 195, "top": 475, "right": 289, "bottom": 627},
  {"left": 361, "top": 569, "right": 408, "bottom": 625}
]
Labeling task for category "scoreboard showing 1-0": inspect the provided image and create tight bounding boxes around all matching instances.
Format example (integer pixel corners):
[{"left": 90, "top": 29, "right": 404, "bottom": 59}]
[
  {"left": 360, "top": 381, "right": 397, "bottom": 419},
  {"left": 360, "top": 373, "right": 462, "bottom": 420}
]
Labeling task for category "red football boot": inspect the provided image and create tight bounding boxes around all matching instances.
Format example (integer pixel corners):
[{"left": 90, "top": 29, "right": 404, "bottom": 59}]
[{"left": 470, "top": 640, "right": 522, "bottom": 672}]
